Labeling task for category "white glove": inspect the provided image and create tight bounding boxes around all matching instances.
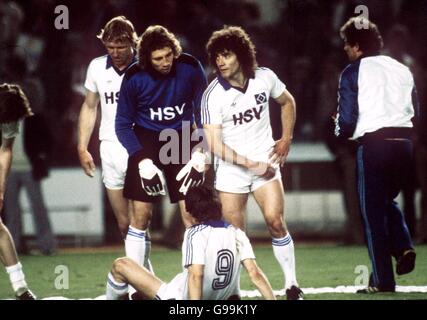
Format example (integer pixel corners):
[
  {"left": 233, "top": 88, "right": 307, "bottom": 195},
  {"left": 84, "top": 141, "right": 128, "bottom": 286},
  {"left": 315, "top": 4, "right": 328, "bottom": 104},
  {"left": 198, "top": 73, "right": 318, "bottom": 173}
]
[
  {"left": 138, "top": 159, "right": 166, "bottom": 196},
  {"left": 176, "top": 151, "right": 206, "bottom": 195}
]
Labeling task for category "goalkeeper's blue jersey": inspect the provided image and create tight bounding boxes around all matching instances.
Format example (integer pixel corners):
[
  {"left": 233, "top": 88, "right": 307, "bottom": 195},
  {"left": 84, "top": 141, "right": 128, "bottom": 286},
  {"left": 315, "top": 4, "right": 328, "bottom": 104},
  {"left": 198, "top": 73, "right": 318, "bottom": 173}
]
[{"left": 115, "top": 53, "right": 207, "bottom": 156}]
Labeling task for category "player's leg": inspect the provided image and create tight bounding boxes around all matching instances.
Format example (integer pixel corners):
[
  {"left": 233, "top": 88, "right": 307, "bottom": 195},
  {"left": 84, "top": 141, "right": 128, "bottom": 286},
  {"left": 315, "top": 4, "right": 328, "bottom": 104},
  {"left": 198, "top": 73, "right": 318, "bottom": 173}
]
[
  {"left": 252, "top": 178, "right": 300, "bottom": 294},
  {"left": 218, "top": 192, "right": 248, "bottom": 230},
  {"left": 212, "top": 157, "right": 251, "bottom": 229},
  {"left": 0, "top": 217, "right": 34, "bottom": 299},
  {"left": 0, "top": 218, "right": 19, "bottom": 266},
  {"left": 125, "top": 200, "right": 154, "bottom": 298},
  {"left": 101, "top": 140, "right": 131, "bottom": 237},
  {"left": 106, "top": 188, "right": 130, "bottom": 237},
  {"left": 126, "top": 200, "right": 153, "bottom": 267},
  {"left": 107, "top": 257, "right": 163, "bottom": 300},
  {"left": 131, "top": 200, "right": 155, "bottom": 273},
  {"left": 112, "top": 136, "right": 158, "bottom": 280}
]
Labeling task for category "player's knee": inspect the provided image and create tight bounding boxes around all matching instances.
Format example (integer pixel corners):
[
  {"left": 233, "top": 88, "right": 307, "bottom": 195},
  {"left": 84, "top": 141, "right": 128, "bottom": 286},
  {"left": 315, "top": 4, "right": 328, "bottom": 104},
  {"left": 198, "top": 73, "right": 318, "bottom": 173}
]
[
  {"left": 131, "top": 208, "right": 152, "bottom": 229},
  {"left": 112, "top": 257, "right": 130, "bottom": 276},
  {"left": 265, "top": 218, "right": 285, "bottom": 237},
  {"left": 118, "top": 223, "right": 129, "bottom": 237}
]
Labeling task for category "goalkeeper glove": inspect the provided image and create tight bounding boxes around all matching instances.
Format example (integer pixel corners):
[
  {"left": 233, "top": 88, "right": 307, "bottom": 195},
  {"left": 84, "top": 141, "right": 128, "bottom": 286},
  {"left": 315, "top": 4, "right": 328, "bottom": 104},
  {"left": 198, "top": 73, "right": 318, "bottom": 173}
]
[
  {"left": 176, "top": 151, "right": 206, "bottom": 195},
  {"left": 138, "top": 159, "right": 166, "bottom": 196}
]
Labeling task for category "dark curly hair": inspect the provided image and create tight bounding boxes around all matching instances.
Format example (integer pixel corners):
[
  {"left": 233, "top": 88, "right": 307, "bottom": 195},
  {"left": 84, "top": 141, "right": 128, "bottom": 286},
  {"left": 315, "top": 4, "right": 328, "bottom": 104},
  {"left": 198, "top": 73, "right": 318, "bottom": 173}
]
[
  {"left": 185, "top": 186, "right": 222, "bottom": 223},
  {"left": 137, "top": 25, "right": 182, "bottom": 70},
  {"left": 206, "top": 25, "right": 257, "bottom": 79},
  {"left": 97, "top": 16, "right": 138, "bottom": 47},
  {"left": 0, "top": 83, "right": 33, "bottom": 124},
  {"left": 340, "top": 17, "right": 384, "bottom": 54}
]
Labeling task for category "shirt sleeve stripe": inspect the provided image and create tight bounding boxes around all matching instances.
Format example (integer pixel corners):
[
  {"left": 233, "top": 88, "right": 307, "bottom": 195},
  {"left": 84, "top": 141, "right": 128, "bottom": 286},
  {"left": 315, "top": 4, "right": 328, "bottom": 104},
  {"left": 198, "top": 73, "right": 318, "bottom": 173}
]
[{"left": 201, "top": 79, "right": 219, "bottom": 124}]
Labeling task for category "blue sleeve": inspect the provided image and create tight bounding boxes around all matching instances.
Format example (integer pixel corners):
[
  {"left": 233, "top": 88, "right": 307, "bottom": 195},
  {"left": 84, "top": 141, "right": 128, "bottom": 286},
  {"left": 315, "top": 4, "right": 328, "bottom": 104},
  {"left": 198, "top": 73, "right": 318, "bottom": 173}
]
[
  {"left": 115, "top": 76, "right": 143, "bottom": 156},
  {"left": 192, "top": 61, "right": 208, "bottom": 129},
  {"left": 335, "top": 63, "right": 360, "bottom": 138}
]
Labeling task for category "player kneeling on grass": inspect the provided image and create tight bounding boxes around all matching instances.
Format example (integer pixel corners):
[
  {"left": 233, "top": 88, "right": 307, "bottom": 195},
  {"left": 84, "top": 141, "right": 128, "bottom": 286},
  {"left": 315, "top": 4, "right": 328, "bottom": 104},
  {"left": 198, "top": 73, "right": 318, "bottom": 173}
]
[{"left": 106, "top": 185, "right": 276, "bottom": 300}]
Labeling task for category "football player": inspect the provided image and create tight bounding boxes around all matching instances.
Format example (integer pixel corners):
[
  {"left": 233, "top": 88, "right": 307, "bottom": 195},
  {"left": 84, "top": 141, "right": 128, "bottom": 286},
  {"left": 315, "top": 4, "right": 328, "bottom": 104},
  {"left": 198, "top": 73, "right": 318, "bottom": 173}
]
[
  {"left": 201, "top": 26, "right": 303, "bottom": 300},
  {"left": 114, "top": 24, "right": 208, "bottom": 294},
  {"left": 77, "top": 16, "right": 154, "bottom": 298},
  {"left": 106, "top": 185, "right": 275, "bottom": 300}
]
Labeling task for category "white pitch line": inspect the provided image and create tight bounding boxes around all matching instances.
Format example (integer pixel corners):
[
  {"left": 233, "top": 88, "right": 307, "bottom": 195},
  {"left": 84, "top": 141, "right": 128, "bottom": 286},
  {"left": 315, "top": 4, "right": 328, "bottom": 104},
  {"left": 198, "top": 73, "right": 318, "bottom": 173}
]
[{"left": 241, "top": 285, "right": 427, "bottom": 298}]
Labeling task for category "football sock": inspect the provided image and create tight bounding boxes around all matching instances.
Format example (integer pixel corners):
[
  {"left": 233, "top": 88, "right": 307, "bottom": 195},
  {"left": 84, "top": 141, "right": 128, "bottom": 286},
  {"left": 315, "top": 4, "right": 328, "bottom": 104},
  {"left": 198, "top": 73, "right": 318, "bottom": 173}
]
[
  {"left": 6, "top": 262, "right": 28, "bottom": 295},
  {"left": 272, "top": 233, "right": 298, "bottom": 289},
  {"left": 144, "top": 232, "right": 154, "bottom": 274},
  {"left": 125, "top": 226, "right": 146, "bottom": 266},
  {"left": 106, "top": 272, "right": 128, "bottom": 300},
  {"left": 125, "top": 226, "right": 146, "bottom": 296}
]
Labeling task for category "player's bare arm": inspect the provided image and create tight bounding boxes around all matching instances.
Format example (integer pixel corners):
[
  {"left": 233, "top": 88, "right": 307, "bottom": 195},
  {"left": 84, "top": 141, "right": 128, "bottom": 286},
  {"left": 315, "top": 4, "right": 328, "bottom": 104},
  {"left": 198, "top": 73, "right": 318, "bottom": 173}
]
[
  {"left": 269, "top": 89, "right": 296, "bottom": 167},
  {"left": 0, "top": 137, "right": 14, "bottom": 211},
  {"left": 187, "top": 264, "right": 204, "bottom": 300},
  {"left": 203, "top": 124, "right": 275, "bottom": 179},
  {"left": 242, "top": 258, "right": 276, "bottom": 300},
  {"left": 77, "top": 90, "right": 100, "bottom": 177}
]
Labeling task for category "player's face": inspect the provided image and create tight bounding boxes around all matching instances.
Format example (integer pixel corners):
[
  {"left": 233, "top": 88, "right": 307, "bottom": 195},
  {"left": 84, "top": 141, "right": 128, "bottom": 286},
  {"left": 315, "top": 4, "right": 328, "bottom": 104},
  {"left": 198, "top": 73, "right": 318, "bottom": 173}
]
[
  {"left": 215, "top": 50, "right": 242, "bottom": 81},
  {"left": 150, "top": 47, "right": 174, "bottom": 75},
  {"left": 343, "top": 41, "right": 362, "bottom": 61},
  {"left": 104, "top": 39, "right": 133, "bottom": 70}
]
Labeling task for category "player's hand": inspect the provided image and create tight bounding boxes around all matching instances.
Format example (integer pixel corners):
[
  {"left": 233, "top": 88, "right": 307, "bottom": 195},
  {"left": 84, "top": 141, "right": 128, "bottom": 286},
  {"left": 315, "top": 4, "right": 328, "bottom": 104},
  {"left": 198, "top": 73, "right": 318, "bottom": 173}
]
[
  {"left": 269, "top": 138, "right": 292, "bottom": 167},
  {"left": 78, "top": 149, "right": 96, "bottom": 177},
  {"left": 246, "top": 160, "right": 276, "bottom": 179},
  {"left": 138, "top": 159, "right": 166, "bottom": 196},
  {"left": 176, "top": 151, "right": 207, "bottom": 195}
]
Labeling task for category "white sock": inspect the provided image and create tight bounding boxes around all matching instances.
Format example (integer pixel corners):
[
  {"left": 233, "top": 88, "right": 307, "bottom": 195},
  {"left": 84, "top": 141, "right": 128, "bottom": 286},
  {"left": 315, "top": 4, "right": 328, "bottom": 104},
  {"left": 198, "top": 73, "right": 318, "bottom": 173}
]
[
  {"left": 144, "top": 233, "right": 155, "bottom": 274},
  {"left": 106, "top": 272, "right": 128, "bottom": 300},
  {"left": 125, "top": 226, "right": 146, "bottom": 296},
  {"left": 6, "top": 262, "right": 28, "bottom": 294},
  {"left": 125, "top": 226, "right": 146, "bottom": 266},
  {"left": 272, "top": 234, "right": 298, "bottom": 289}
]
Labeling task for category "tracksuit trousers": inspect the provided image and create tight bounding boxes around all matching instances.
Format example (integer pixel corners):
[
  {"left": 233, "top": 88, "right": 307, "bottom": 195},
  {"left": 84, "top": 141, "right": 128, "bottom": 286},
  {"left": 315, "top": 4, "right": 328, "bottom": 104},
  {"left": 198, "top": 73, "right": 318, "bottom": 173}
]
[{"left": 356, "top": 136, "right": 414, "bottom": 290}]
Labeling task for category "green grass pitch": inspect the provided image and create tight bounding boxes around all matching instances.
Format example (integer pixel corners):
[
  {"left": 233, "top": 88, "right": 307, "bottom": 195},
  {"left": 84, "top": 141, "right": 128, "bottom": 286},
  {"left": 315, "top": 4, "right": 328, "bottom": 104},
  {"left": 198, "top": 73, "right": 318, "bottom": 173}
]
[{"left": 1, "top": 244, "right": 426, "bottom": 300}]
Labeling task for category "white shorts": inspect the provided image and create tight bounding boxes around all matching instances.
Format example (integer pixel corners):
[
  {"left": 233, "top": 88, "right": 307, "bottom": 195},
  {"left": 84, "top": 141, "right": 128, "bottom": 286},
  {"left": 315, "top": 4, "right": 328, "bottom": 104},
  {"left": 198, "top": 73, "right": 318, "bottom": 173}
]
[
  {"left": 214, "top": 157, "right": 281, "bottom": 194},
  {"left": 100, "top": 140, "right": 128, "bottom": 190},
  {"left": 156, "top": 272, "right": 186, "bottom": 300}
]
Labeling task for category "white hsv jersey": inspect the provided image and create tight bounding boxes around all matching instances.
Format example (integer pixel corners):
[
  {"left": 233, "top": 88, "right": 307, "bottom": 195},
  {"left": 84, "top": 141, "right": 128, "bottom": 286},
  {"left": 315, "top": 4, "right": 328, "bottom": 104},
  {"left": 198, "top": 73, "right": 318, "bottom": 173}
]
[
  {"left": 202, "top": 67, "right": 286, "bottom": 160},
  {"left": 180, "top": 221, "right": 255, "bottom": 300},
  {"left": 84, "top": 55, "right": 134, "bottom": 142}
]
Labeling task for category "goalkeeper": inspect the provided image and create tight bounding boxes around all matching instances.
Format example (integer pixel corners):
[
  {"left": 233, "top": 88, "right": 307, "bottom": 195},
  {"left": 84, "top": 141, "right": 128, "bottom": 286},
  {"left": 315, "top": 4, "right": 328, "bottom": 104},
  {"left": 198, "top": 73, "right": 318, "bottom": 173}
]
[{"left": 115, "top": 25, "right": 208, "bottom": 273}]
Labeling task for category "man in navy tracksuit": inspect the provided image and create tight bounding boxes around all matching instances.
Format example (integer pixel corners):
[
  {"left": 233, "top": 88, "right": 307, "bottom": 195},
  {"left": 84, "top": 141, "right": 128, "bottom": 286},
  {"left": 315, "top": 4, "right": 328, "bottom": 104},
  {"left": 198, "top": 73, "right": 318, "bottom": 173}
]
[
  {"left": 115, "top": 25, "right": 208, "bottom": 298},
  {"left": 335, "top": 17, "right": 419, "bottom": 293}
]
